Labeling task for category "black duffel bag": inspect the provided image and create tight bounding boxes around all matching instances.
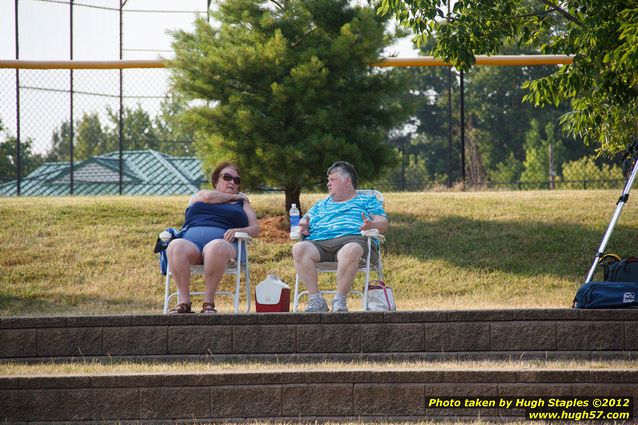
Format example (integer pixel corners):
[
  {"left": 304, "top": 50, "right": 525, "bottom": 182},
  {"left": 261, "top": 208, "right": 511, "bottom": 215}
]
[{"left": 601, "top": 254, "right": 638, "bottom": 283}]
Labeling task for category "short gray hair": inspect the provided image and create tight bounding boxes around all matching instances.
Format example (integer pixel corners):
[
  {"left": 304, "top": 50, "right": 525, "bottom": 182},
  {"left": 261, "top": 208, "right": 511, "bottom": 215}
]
[{"left": 327, "top": 161, "right": 358, "bottom": 189}]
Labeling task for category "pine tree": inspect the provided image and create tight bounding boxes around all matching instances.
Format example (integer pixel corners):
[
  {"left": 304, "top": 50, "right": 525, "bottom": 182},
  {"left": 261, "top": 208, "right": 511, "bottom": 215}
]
[{"left": 169, "top": 0, "right": 414, "bottom": 212}]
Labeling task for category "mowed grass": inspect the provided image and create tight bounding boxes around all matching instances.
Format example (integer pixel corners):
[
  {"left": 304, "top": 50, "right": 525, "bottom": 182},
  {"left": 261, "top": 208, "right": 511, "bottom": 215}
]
[
  {"left": 1, "top": 359, "right": 634, "bottom": 376},
  {"left": 1, "top": 190, "right": 636, "bottom": 316}
]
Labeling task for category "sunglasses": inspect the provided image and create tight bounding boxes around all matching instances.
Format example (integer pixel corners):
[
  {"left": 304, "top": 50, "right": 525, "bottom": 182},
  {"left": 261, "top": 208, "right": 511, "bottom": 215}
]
[{"left": 221, "top": 173, "right": 241, "bottom": 185}]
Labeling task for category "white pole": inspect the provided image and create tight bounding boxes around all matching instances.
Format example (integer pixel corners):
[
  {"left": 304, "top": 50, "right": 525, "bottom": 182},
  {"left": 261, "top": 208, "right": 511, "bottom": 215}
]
[{"left": 585, "top": 157, "right": 638, "bottom": 282}]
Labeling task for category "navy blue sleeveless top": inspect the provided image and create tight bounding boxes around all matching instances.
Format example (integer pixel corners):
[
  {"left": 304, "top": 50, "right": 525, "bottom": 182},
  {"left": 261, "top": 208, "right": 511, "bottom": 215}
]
[{"left": 184, "top": 200, "right": 249, "bottom": 230}]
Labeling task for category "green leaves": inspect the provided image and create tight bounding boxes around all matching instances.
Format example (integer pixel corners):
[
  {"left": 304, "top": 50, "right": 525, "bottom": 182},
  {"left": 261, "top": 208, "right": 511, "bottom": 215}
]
[{"left": 382, "top": 0, "right": 638, "bottom": 153}]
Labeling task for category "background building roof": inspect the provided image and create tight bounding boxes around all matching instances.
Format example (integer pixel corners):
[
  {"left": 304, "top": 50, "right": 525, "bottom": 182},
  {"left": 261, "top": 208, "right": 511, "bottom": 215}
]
[{"left": 0, "top": 149, "right": 205, "bottom": 196}]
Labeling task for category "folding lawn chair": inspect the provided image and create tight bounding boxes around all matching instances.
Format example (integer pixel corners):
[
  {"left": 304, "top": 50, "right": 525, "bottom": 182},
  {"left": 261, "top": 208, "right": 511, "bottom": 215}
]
[
  {"left": 161, "top": 232, "right": 252, "bottom": 314},
  {"left": 292, "top": 190, "right": 385, "bottom": 312}
]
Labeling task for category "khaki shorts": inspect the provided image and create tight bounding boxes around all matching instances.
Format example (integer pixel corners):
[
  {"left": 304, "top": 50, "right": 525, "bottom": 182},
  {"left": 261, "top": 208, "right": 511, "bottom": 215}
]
[{"left": 308, "top": 235, "right": 379, "bottom": 263}]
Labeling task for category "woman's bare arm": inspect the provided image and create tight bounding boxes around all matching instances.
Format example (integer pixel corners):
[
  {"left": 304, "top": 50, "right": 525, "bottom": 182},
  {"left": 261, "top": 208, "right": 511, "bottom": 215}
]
[{"left": 190, "top": 190, "right": 246, "bottom": 205}]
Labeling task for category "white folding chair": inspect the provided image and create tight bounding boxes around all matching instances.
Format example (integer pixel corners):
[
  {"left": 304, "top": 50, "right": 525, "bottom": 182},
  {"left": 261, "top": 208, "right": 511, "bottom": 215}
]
[
  {"left": 163, "top": 232, "right": 252, "bottom": 314},
  {"left": 292, "top": 190, "right": 385, "bottom": 312}
]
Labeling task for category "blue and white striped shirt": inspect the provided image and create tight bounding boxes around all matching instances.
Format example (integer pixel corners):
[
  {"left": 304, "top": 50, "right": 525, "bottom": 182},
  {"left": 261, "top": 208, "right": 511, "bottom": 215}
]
[{"left": 304, "top": 194, "right": 386, "bottom": 241}]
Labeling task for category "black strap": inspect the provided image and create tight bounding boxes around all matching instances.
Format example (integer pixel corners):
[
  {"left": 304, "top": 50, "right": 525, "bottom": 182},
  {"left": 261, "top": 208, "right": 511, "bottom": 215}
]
[{"left": 617, "top": 194, "right": 630, "bottom": 204}]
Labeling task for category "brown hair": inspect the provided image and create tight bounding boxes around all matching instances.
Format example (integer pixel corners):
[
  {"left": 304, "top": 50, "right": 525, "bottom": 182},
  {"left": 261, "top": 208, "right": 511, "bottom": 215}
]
[{"left": 211, "top": 162, "right": 241, "bottom": 187}]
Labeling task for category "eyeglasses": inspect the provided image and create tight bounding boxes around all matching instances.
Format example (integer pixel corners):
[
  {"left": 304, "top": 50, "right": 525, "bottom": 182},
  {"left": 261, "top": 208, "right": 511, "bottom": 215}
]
[{"left": 221, "top": 173, "right": 241, "bottom": 185}]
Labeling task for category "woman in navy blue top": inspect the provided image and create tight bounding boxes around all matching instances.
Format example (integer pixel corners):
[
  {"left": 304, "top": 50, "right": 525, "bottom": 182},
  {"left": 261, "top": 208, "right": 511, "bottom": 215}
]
[{"left": 166, "top": 161, "right": 259, "bottom": 314}]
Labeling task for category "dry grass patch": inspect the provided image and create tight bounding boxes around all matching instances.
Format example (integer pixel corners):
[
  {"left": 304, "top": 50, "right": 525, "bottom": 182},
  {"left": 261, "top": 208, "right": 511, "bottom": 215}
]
[
  {"left": 2, "top": 190, "right": 637, "bottom": 315},
  {"left": 2, "top": 359, "right": 637, "bottom": 376}
]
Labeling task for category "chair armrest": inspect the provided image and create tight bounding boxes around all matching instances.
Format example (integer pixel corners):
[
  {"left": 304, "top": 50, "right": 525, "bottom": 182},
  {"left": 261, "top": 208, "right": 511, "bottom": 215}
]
[
  {"left": 235, "top": 232, "right": 252, "bottom": 242},
  {"left": 361, "top": 229, "right": 385, "bottom": 243},
  {"left": 361, "top": 229, "right": 378, "bottom": 238},
  {"left": 160, "top": 229, "right": 252, "bottom": 242}
]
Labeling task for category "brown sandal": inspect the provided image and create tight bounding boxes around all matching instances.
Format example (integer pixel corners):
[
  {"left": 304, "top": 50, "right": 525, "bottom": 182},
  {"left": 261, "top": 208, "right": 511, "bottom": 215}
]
[
  {"left": 201, "top": 302, "right": 217, "bottom": 314},
  {"left": 169, "top": 302, "right": 193, "bottom": 314}
]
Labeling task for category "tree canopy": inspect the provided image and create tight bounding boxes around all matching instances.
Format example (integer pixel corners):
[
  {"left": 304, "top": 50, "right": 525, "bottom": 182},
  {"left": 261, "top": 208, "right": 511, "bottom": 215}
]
[
  {"left": 169, "top": 0, "right": 414, "bottom": 211},
  {"left": 380, "top": 0, "right": 638, "bottom": 153},
  {"left": 46, "top": 99, "right": 195, "bottom": 164},
  {"left": 0, "top": 118, "right": 43, "bottom": 183}
]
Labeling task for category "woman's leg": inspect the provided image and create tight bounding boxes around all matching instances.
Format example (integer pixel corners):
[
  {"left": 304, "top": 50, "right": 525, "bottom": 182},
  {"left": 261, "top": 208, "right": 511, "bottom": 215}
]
[
  {"left": 166, "top": 239, "right": 202, "bottom": 305},
  {"left": 201, "top": 239, "right": 236, "bottom": 304}
]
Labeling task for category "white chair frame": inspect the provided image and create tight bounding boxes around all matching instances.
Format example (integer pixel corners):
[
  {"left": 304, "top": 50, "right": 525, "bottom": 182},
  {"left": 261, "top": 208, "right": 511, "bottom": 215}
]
[
  {"left": 163, "top": 232, "right": 252, "bottom": 314},
  {"left": 292, "top": 190, "right": 385, "bottom": 312}
]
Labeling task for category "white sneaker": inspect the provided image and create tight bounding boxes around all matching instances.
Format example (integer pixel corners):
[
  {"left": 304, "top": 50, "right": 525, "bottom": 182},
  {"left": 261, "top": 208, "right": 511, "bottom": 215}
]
[
  {"left": 331, "top": 297, "right": 348, "bottom": 312},
  {"left": 305, "top": 296, "right": 328, "bottom": 313}
]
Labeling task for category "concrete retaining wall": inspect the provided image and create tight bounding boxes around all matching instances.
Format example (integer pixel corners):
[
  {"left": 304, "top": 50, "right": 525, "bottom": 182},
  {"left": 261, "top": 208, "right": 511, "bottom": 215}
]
[
  {"left": 1, "top": 370, "right": 636, "bottom": 423},
  {"left": 2, "top": 309, "right": 638, "bottom": 362}
]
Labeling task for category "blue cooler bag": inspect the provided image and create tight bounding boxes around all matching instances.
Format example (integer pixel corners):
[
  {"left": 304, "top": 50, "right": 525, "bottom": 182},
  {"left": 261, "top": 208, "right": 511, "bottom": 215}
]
[{"left": 573, "top": 281, "right": 638, "bottom": 308}]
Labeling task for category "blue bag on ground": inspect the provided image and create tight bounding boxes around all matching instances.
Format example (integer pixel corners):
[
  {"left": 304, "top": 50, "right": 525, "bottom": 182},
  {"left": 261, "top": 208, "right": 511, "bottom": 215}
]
[{"left": 573, "top": 281, "right": 638, "bottom": 308}]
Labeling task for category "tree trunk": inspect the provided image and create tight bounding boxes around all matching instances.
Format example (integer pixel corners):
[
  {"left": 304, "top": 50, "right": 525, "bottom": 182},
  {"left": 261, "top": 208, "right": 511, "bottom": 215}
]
[
  {"left": 465, "top": 115, "right": 487, "bottom": 186},
  {"left": 285, "top": 186, "right": 302, "bottom": 218}
]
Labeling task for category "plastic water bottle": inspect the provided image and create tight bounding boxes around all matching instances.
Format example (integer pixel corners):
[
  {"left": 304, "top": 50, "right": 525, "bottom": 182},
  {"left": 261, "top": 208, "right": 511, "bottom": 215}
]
[{"left": 289, "top": 203, "right": 301, "bottom": 240}]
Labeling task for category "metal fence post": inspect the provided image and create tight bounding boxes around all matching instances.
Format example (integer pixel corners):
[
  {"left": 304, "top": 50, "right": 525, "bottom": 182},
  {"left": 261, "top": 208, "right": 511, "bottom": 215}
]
[
  {"left": 460, "top": 69, "right": 465, "bottom": 183},
  {"left": 549, "top": 142, "right": 555, "bottom": 190},
  {"left": 69, "top": 0, "right": 74, "bottom": 194},
  {"left": 447, "top": 66, "right": 453, "bottom": 187},
  {"left": 118, "top": 0, "right": 126, "bottom": 195},
  {"left": 14, "top": 0, "right": 21, "bottom": 196}
]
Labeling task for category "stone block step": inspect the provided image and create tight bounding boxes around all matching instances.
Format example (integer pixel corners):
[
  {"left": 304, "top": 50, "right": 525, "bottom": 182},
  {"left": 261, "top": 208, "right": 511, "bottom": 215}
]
[
  {"left": 2, "top": 309, "right": 638, "bottom": 362},
  {"left": 1, "top": 369, "right": 636, "bottom": 423}
]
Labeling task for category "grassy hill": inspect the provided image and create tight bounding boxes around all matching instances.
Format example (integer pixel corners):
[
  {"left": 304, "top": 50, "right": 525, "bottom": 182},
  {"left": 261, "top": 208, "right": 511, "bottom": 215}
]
[{"left": 1, "top": 190, "right": 636, "bottom": 316}]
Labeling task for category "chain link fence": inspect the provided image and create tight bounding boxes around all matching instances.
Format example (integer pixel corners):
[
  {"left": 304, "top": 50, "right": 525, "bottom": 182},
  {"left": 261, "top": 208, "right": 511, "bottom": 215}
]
[
  {"left": 0, "top": 63, "right": 626, "bottom": 196},
  {"left": 0, "top": 1, "right": 627, "bottom": 195},
  {"left": 372, "top": 65, "right": 625, "bottom": 192},
  {"left": 0, "top": 66, "right": 204, "bottom": 195},
  {"left": 0, "top": 0, "right": 209, "bottom": 196}
]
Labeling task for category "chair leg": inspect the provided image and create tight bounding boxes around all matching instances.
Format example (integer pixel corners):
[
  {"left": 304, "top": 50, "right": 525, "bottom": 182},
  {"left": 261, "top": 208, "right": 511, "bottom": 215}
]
[
  {"left": 163, "top": 266, "right": 171, "bottom": 314},
  {"left": 293, "top": 273, "right": 301, "bottom": 312},
  {"left": 377, "top": 262, "right": 384, "bottom": 281},
  {"left": 233, "top": 271, "right": 241, "bottom": 313},
  {"left": 377, "top": 244, "right": 384, "bottom": 281},
  {"left": 362, "top": 237, "right": 373, "bottom": 311},
  {"left": 244, "top": 258, "right": 251, "bottom": 313},
  {"left": 233, "top": 242, "right": 243, "bottom": 314},
  {"left": 239, "top": 240, "right": 251, "bottom": 313}
]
